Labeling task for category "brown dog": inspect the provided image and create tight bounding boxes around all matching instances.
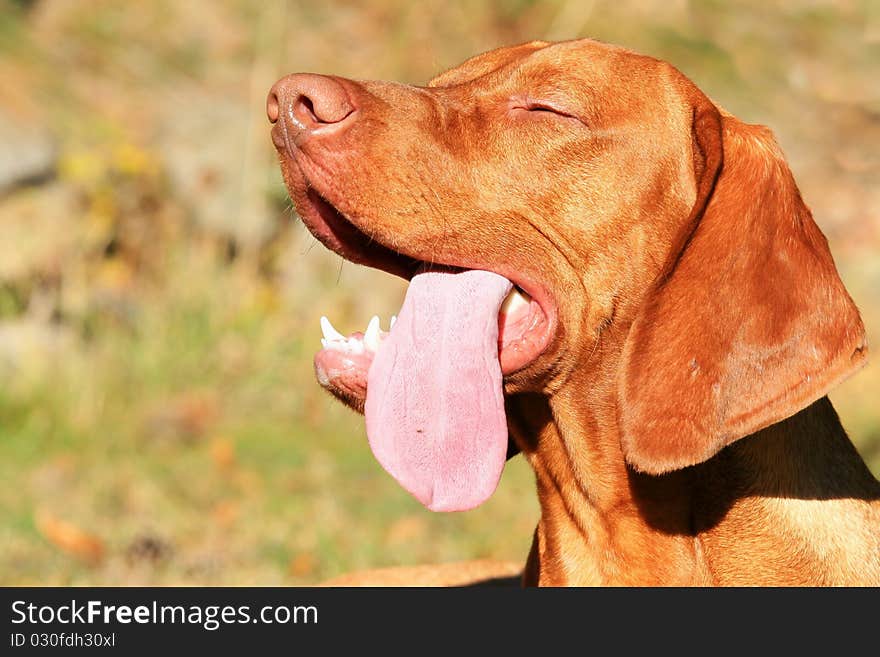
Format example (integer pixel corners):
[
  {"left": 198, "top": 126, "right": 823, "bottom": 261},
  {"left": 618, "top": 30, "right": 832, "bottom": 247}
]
[{"left": 268, "top": 39, "right": 880, "bottom": 586}]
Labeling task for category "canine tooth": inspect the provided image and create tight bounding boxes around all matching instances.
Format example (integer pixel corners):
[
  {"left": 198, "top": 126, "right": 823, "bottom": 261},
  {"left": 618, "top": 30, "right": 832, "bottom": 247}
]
[
  {"left": 321, "top": 338, "right": 328, "bottom": 348},
  {"left": 390, "top": 315, "right": 397, "bottom": 329},
  {"left": 320, "top": 316, "right": 346, "bottom": 342},
  {"left": 364, "top": 315, "right": 381, "bottom": 352}
]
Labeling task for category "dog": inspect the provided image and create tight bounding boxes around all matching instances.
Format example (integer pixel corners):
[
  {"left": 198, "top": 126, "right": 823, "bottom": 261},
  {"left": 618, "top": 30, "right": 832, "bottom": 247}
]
[{"left": 267, "top": 39, "right": 880, "bottom": 585}]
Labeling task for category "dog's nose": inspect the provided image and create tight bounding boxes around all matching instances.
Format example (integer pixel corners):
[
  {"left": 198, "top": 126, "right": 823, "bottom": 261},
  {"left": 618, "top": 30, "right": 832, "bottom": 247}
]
[{"left": 267, "top": 74, "right": 355, "bottom": 146}]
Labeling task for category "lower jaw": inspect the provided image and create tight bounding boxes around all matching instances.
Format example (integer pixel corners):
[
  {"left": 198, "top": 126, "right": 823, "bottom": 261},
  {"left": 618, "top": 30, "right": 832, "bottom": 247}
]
[
  {"left": 314, "top": 295, "right": 553, "bottom": 416},
  {"left": 498, "top": 301, "right": 553, "bottom": 374},
  {"left": 315, "top": 333, "right": 547, "bottom": 392}
]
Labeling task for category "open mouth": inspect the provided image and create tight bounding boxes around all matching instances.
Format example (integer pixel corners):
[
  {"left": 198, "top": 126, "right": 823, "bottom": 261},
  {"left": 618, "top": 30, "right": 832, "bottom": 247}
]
[
  {"left": 301, "top": 188, "right": 554, "bottom": 371},
  {"left": 294, "top": 184, "right": 555, "bottom": 512}
]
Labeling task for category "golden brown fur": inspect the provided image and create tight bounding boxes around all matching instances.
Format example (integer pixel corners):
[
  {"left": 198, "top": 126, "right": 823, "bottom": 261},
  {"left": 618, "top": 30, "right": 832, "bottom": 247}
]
[{"left": 269, "top": 39, "right": 880, "bottom": 586}]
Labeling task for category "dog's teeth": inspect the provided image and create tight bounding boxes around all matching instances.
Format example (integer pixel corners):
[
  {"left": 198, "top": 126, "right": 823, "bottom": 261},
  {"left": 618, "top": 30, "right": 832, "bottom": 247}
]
[
  {"left": 320, "top": 316, "right": 346, "bottom": 342},
  {"left": 364, "top": 315, "right": 381, "bottom": 352},
  {"left": 321, "top": 338, "right": 346, "bottom": 352},
  {"left": 347, "top": 337, "right": 364, "bottom": 354},
  {"left": 500, "top": 288, "right": 531, "bottom": 316},
  {"left": 390, "top": 315, "right": 397, "bottom": 329}
]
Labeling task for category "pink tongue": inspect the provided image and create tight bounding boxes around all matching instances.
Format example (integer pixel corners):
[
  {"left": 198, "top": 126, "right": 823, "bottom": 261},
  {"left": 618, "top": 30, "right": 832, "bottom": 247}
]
[{"left": 364, "top": 270, "right": 513, "bottom": 512}]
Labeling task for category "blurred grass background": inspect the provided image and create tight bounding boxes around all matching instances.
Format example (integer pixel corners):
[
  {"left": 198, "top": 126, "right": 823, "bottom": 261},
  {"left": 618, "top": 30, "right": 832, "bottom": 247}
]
[{"left": 0, "top": 0, "right": 877, "bottom": 585}]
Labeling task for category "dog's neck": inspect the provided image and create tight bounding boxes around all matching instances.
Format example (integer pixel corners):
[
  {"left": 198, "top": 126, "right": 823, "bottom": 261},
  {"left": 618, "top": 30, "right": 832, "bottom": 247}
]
[
  {"left": 509, "top": 375, "right": 708, "bottom": 586},
  {"left": 509, "top": 375, "right": 879, "bottom": 586}
]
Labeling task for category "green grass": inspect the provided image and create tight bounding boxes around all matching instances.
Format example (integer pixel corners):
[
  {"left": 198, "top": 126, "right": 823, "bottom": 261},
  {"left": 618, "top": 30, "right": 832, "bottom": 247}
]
[{"left": 0, "top": 241, "right": 538, "bottom": 585}]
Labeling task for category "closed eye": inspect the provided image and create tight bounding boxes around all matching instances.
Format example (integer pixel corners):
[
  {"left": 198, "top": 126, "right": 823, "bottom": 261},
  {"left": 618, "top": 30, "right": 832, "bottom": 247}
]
[
  {"left": 509, "top": 98, "right": 584, "bottom": 125},
  {"left": 524, "top": 102, "right": 576, "bottom": 119}
]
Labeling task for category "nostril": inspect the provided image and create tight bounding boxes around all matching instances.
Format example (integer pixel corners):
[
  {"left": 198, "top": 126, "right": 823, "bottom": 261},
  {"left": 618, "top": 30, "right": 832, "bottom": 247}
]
[
  {"left": 293, "top": 94, "right": 321, "bottom": 126},
  {"left": 267, "top": 73, "right": 356, "bottom": 145},
  {"left": 266, "top": 90, "right": 280, "bottom": 123}
]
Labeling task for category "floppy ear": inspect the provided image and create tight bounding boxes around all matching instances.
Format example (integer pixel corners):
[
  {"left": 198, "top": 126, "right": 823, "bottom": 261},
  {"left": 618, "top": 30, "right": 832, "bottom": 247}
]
[{"left": 618, "top": 103, "right": 868, "bottom": 474}]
